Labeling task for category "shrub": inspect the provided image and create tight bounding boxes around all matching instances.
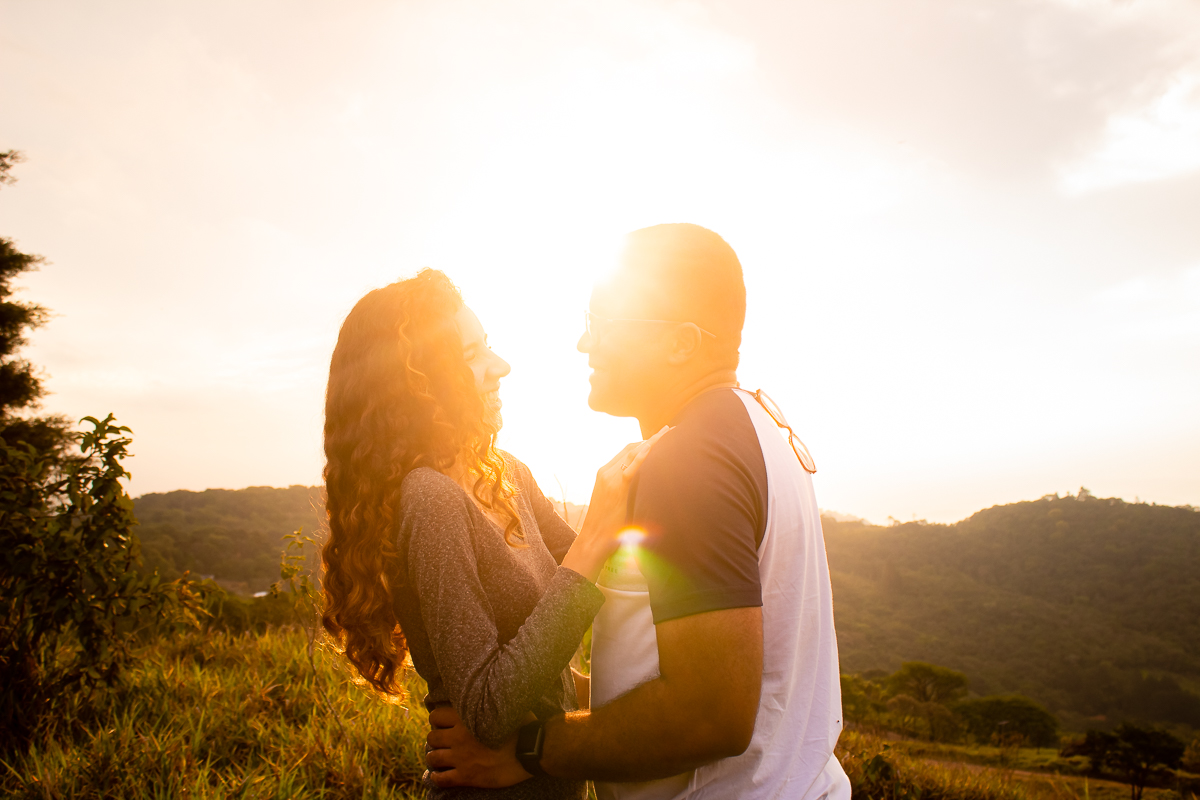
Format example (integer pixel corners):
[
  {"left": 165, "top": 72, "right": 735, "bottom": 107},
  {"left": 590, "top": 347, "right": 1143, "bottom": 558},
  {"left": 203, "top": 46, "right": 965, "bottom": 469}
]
[
  {"left": 1182, "top": 737, "right": 1200, "bottom": 774},
  {"left": 1061, "top": 723, "right": 1185, "bottom": 800},
  {"left": 955, "top": 695, "right": 1059, "bottom": 748},
  {"left": 0, "top": 415, "right": 203, "bottom": 749}
]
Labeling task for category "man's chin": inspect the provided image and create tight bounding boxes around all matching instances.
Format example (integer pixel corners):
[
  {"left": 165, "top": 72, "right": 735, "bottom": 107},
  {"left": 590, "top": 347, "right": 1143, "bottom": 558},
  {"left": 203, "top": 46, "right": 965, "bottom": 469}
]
[{"left": 587, "top": 384, "right": 633, "bottom": 418}]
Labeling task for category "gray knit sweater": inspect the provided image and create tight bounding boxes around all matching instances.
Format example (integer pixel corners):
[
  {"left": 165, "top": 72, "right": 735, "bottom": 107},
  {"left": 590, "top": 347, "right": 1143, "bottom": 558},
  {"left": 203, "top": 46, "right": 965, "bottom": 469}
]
[{"left": 393, "top": 455, "right": 604, "bottom": 800}]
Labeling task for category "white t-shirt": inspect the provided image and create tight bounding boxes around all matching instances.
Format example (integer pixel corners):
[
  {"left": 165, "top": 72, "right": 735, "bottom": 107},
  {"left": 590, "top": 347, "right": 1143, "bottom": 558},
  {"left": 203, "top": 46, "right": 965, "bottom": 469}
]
[{"left": 590, "top": 389, "right": 850, "bottom": 800}]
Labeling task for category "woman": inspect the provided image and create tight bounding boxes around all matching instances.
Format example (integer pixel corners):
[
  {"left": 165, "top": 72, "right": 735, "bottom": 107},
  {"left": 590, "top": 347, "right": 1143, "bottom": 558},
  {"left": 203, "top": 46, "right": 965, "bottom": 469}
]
[{"left": 321, "top": 269, "right": 660, "bottom": 799}]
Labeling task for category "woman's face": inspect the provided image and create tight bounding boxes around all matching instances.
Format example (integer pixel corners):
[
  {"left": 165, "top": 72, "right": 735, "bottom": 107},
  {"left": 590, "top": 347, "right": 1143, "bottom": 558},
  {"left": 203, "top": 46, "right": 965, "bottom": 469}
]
[{"left": 455, "top": 305, "right": 511, "bottom": 428}]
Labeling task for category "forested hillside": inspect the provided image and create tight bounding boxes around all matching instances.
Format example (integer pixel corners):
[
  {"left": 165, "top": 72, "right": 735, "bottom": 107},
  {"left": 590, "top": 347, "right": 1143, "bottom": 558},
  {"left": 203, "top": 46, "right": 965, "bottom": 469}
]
[
  {"left": 825, "top": 490, "right": 1200, "bottom": 732},
  {"left": 133, "top": 485, "right": 586, "bottom": 594},
  {"left": 133, "top": 485, "right": 1200, "bottom": 731},
  {"left": 135, "top": 486, "right": 326, "bottom": 594}
]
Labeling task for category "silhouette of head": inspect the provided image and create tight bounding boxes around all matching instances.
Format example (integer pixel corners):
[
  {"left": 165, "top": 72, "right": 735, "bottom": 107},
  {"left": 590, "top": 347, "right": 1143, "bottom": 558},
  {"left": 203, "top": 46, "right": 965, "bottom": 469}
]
[{"left": 578, "top": 223, "right": 746, "bottom": 419}]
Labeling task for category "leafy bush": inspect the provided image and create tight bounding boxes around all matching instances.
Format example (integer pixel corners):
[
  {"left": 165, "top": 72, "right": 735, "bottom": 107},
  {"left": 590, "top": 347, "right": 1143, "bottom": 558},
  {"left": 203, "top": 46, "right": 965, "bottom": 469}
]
[
  {"left": 0, "top": 415, "right": 203, "bottom": 748},
  {"left": 1061, "top": 724, "right": 1185, "bottom": 800},
  {"left": 1183, "top": 737, "right": 1200, "bottom": 774},
  {"left": 841, "top": 663, "right": 1054, "bottom": 746},
  {"left": 955, "top": 696, "right": 1059, "bottom": 749},
  {"left": 200, "top": 587, "right": 299, "bottom": 634}
]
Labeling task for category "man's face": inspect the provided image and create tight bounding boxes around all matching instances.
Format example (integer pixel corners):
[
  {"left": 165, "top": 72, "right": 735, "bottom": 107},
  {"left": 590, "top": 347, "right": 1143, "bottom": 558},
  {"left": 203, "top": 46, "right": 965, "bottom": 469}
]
[{"left": 577, "top": 277, "right": 671, "bottom": 418}]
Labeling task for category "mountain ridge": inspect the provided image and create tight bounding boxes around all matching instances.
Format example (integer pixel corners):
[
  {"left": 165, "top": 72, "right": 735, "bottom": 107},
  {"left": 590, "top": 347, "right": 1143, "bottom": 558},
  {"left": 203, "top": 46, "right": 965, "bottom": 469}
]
[{"left": 132, "top": 486, "right": 1200, "bottom": 731}]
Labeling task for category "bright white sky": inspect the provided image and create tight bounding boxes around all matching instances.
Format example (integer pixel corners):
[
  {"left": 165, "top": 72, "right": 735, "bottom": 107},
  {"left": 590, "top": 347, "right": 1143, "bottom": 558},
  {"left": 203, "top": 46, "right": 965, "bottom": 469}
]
[{"left": 2, "top": 0, "right": 1198, "bottom": 523}]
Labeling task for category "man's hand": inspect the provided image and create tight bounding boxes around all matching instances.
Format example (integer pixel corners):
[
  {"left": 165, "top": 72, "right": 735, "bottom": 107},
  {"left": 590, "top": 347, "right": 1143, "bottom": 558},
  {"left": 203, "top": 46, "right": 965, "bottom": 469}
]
[{"left": 425, "top": 705, "right": 532, "bottom": 789}]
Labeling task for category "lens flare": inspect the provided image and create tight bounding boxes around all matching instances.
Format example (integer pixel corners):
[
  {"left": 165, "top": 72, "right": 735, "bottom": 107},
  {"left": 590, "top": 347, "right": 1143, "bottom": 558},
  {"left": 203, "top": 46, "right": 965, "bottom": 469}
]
[{"left": 617, "top": 527, "right": 645, "bottom": 548}]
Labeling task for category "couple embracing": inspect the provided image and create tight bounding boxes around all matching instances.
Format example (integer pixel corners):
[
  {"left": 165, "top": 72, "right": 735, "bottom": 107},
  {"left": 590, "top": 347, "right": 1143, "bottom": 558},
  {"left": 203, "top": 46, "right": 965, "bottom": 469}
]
[{"left": 321, "top": 223, "right": 850, "bottom": 800}]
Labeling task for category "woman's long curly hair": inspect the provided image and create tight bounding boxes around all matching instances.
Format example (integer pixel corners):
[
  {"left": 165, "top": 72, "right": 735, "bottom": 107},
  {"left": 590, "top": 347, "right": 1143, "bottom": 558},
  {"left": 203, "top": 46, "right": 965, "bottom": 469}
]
[{"left": 321, "top": 269, "right": 523, "bottom": 695}]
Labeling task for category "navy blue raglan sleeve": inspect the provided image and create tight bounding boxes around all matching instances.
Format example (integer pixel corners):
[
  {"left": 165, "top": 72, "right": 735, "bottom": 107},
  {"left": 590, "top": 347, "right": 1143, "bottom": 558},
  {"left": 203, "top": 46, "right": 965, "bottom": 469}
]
[{"left": 628, "top": 403, "right": 766, "bottom": 625}]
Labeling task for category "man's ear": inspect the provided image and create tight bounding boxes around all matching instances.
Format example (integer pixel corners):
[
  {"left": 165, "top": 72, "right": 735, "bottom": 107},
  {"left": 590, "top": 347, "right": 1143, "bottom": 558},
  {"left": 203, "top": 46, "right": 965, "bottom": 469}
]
[{"left": 665, "top": 323, "right": 704, "bottom": 366}]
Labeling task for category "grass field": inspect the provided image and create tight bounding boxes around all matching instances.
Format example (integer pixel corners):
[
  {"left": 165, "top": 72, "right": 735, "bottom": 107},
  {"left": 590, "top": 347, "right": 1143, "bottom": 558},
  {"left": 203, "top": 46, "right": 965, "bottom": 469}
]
[
  {"left": 841, "top": 731, "right": 1190, "bottom": 800},
  {"left": 2, "top": 626, "right": 1192, "bottom": 800},
  {"left": 0, "top": 628, "right": 429, "bottom": 799}
]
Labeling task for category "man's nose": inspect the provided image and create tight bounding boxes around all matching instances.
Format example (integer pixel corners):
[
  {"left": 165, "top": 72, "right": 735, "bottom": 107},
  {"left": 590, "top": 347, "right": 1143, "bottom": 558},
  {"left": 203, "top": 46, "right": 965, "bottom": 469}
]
[
  {"left": 577, "top": 331, "right": 592, "bottom": 353},
  {"left": 490, "top": 352, "right": 511, "bottom": 379}
]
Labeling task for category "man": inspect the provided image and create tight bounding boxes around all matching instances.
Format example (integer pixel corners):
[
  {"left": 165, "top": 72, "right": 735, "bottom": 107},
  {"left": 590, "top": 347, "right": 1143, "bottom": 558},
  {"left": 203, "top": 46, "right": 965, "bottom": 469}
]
[{"left": 426, "top": 223, "right": 850, "bottom": 800}]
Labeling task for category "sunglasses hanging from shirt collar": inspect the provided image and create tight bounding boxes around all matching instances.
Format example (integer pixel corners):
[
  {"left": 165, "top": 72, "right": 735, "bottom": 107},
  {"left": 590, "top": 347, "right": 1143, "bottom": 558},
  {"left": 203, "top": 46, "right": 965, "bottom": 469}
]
[{"left": 738, "top": 388, "right": 817, "bottom": 474}]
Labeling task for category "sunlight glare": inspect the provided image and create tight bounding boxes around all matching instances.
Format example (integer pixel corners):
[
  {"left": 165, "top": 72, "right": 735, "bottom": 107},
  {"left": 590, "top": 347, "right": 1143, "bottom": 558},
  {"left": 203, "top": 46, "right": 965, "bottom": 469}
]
[{"left": 617, "top": 527, "right": 646, "bottom": 548}]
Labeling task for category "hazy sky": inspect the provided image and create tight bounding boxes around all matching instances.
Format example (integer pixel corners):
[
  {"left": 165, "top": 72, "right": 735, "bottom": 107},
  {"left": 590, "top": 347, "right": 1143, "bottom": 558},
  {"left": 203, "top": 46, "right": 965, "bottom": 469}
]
[{"left": 2, "top": 0, "right": 1198, "bottom": 523}]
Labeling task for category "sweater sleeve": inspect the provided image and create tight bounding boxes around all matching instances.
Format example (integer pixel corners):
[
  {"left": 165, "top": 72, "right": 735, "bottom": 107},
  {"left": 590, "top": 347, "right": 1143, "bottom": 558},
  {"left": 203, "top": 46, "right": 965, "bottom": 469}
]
[
  {"left": 511, "top": 457, "right": 579, "bottom": 565},
  {"left": 400, "top": 470, "right": 604, "bottom": 748}
]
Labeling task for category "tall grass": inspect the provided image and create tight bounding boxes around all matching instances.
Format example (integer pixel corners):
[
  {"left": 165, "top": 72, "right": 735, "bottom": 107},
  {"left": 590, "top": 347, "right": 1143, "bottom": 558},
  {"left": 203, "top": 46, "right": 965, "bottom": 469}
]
[
  {"left": 838, "top": 729, "right": 1030, "bottom": 800},
  {"left": 0, "top": 627, "right": 429, "bottom": 799},
  {"left": 835, "top": 730, "right": 1191, "bottom": 800},
  {"left": 6, "top": 624, "right": 1178, "bottom": 800}
]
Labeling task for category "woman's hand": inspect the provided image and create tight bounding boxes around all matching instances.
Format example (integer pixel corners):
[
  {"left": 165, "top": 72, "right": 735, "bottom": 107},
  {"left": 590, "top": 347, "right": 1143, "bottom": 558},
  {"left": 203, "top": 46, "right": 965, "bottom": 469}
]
[
  {"left": 426, "top": 706, "right": 531, "bottom": 789},
  {"left": 571, "top": 667, "right": 590, "bottom": 710},
  {"left": 561, "top": 426, "right": 670, "bottom": 583}
]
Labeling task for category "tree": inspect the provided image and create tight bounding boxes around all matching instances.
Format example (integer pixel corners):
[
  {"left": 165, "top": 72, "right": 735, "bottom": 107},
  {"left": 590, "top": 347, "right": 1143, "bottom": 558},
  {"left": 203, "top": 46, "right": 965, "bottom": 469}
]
[
  {"left": 841, "top": 673, "right": 887, "bottom": 724},
  {"left": 0, "top": 415, "right": 204, "bottom": 748},
  {"left": 1063, "top": 724, "right": 1185, "bottom": 800},
  {"left": 886, "top": 661, "right": 969, "bottom": 704},
  {"left": 884, "top": 693, "right": 961, "bottom": 742},
  {"left": 0, "top": 151, "right": 203, "bottom": 749},
  {"left": 955, "top": 695, "right": 1059, "bottom": 748},
  {"left": 878, "top": 663, "right": 969, "bottom": 742},
  {"left": 0, "top": 150, "right": 70, "bottom": 455}
]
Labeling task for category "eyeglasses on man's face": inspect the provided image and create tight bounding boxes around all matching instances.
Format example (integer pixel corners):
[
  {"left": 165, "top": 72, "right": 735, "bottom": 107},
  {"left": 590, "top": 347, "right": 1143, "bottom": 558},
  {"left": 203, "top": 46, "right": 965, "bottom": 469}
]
[
  {"left": 745, "top": 388, "right": 817, "bottom": 474},
  {"left": 584, "top": 311, "right": 717, "bottom": 347}
]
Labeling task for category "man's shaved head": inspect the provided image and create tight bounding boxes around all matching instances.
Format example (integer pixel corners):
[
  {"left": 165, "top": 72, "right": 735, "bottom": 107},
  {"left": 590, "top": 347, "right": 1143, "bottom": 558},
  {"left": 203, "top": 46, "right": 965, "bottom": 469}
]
[
  {"left": 603, "top": 223, "right": 746, "bottom": 367},
  {"left": 581, "top": 223, "right": 746, "bottom": 426}
]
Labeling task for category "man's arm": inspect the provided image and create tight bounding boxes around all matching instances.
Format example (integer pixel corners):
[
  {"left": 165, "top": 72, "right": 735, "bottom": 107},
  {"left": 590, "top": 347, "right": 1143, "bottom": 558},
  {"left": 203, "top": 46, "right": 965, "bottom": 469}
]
[
  {"left": 427, "top": 605, "right": 762, "bottom": 787},
  {"left": 542, "top": 605, "right": 762, "bottom": 781}
]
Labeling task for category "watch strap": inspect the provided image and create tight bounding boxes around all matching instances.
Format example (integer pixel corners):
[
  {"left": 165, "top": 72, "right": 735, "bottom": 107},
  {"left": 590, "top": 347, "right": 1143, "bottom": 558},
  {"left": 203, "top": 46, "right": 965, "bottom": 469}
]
[{"left": 515, "top": 720, "right": 548, "bottom": 777}]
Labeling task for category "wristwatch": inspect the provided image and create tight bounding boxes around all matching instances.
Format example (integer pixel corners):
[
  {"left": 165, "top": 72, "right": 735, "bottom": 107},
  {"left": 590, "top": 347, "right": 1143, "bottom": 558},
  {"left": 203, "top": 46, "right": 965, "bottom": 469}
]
[{"left": 515, "top": 720, "right": 548, "bottom": 777}]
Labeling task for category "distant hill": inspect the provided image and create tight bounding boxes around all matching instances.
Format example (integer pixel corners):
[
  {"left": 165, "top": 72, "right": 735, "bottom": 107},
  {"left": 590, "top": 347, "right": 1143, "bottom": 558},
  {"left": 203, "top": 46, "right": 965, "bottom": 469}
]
[
  {"left": 135, "top": 486, "right": 325, "bottom": 595},
  {"left": 133, "top": 484, "right": 1200, "bottom": 731},
  {"left": 134, "top": 485, "right": 584, "bottom": 595},
  {"left": 824, "top": 490, "right": 1200, "bottom": 732}
]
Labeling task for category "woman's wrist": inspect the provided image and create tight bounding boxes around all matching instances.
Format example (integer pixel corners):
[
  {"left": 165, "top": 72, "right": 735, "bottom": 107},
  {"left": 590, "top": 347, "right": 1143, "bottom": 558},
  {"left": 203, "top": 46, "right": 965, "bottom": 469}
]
[{"left": 562, "top": 536, "right": 608, "bottom": 583}]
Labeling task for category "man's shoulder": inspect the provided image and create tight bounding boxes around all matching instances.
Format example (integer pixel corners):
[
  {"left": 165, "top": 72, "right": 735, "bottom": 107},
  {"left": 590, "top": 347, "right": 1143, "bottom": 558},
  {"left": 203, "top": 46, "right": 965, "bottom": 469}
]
[{"left": 640, "top": 389, "right": 761, "bottom": 480}]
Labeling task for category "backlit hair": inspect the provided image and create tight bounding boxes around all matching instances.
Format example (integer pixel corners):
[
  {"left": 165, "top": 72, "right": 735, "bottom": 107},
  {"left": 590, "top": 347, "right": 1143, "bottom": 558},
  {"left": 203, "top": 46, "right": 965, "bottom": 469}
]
[
  {"left": 321, "top": 268, "right": 522, "bottom": 695},
  {"left": 620, "top": 223, "right": 746, "bottom": 367}
]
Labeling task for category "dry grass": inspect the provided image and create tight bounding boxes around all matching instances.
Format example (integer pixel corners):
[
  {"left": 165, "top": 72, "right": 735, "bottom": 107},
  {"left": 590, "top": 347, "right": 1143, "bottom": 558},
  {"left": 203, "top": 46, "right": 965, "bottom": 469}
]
[
  {"left": 0, "top": 628, "right": 429, "bottom": 799},
  {"left": 838, "top": 729, "right": 1029, "bottom": 800},
  {"left": 837, "top": 729, "right": 1190, "bottom": 800},
  {"left": 3, "top": 628, "right": 1187, "bottom": 800}
]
